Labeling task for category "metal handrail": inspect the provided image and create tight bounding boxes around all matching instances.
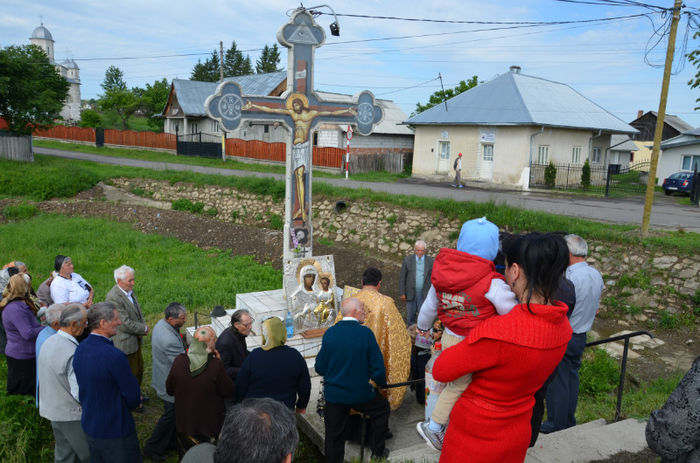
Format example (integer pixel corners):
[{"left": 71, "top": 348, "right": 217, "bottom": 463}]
[{"left": 585, "top": 330, "right": 654, "bottom": 421}]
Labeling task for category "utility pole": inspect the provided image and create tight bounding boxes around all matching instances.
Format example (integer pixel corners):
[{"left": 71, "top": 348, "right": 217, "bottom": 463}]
[
  {"left": 219, "top": 41, "right": 224, "bottom": 82},
  {"left": 438, "top": 73, "right": 448, "bottom": 112},
  {"left": 642, "top": 0, "right": 683, "bottom": 236}
]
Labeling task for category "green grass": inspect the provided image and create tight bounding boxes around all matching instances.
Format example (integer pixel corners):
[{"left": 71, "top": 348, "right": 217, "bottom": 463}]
[
  {"left": 3, "top": 154, "right": 700, "bottom": 254},
  {"left": 2, "top": 202, "right": 39, "bottom": 221},
  {"left": 0, "top": 215, "right": 281, "bottom": 314}
]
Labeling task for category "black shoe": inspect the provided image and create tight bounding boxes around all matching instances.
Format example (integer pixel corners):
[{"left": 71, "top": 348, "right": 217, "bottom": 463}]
[
  {"left": 371, "top": 448, "right": 390, "bottom": 460},
  {"left": 385, "top": 430, "right": 394, "bottom": 440},
  {"left": 142, "top": 450, "right": 167, "bottom": 462},
  {"left": 141, "top": 395, "right": 150, "bottom": 403}
]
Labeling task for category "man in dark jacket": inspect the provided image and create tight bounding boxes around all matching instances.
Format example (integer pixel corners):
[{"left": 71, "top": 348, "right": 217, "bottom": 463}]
[
  {"left": 399, "top": 240, "right": 434, "bottom": 325},
  {"left": 215, "top": 309, "right": 253, "bottom": 403},
  {"left": 315, "top": 297, "right": 390, "bottom": 463}
]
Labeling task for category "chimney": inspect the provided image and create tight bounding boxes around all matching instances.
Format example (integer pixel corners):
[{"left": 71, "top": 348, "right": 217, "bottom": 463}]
[
  {"left": 637, "top": 110, "right": 643, "bottom": 119},
  {"left": 509, "top": 65, "right": 521, "bottom": 74}
]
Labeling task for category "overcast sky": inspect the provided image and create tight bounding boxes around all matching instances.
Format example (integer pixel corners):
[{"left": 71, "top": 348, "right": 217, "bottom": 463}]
[{"left": 3, "top": 0, "right": 700, "bottom": 127}]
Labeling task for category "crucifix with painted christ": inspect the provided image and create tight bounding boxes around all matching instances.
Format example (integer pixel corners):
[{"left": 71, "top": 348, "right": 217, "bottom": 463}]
[{"left": 206, "top": 8, "right": 383, "bottom": 261}]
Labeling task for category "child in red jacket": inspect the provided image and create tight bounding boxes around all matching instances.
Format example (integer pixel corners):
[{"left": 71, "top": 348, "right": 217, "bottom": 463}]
[{"left": 416, "top": 217, "right": 517, "bottom": 451}]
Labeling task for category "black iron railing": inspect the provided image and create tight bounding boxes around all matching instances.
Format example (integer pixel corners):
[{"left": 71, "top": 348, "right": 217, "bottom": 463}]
[{"left": 585, "top": 330, "right": 654, "bottom": 421}]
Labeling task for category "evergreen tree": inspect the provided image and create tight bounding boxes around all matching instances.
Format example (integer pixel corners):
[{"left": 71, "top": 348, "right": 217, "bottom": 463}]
[
  {"left": 256, "top": 44, "right": 282, "bottom": 73},
  {"left": 190, "top": 51, "right": 220, "bottom": 82},
  {"left": 101, "top": 66, "right": 127, "bottom": 92},
  {"left": 414, "top": 76, "right": 479, "bottom": 115},
  {"left": 223, "top": 41, "right": 253, "bottom": 77},
  {"left": 98, "top": 66, "right": 140, "bottom": 130}
]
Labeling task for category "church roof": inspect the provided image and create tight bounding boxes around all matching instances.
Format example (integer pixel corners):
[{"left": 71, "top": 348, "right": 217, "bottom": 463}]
[
  {"left": 406, "top": 68, "right": 637, "bottom": 134},
  {"left": 61, "top": 59, "right": 79, "bottom": 70},
  {"left": 31, "top": 25, "right": 54, "bottom": 41}
]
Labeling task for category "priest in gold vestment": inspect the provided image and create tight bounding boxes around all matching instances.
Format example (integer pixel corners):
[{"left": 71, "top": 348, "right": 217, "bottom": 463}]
[{"left": 342, "top": 267, "right": 411, "bottom": 410}]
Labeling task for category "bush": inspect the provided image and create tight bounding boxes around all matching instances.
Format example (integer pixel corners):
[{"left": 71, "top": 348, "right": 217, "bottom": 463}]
[
  {"left": 0, "top": 160, "right": 100, "bottom": 200},
  {"left": 267, "top": 211, "right": 284, "bottom": 230},
  {"left": 544, "top": 162, "right": 557, "bottom": 189},
  {"left": 581, "top": 159, "right": 591, "bottom": 190},
  {"left": 579, "top": 348, "right": 620, "bottom": 398},
  {"left": 78, "top": 109, "right": 102, "bottom": 128},
  {"left": 205, "top": 207, "right": 218, "bottom": 217},
  {"left": 171, "top": 199, "right": 204, "bottom": 214},
  {"left": 2, "top": 202, "right": 38, "bottom": 220}
]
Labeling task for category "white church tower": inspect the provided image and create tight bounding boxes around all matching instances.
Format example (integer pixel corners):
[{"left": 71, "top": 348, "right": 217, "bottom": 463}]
[{"left": 29, "top": 23, "right": 81, "bottom": 122}]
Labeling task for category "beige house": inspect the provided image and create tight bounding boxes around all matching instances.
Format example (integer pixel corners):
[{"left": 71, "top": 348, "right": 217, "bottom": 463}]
[{"left": 406, "top": 66, "right": 637, "bottom": 189}]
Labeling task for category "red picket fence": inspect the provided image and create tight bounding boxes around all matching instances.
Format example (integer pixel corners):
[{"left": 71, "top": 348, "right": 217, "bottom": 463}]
[
  {"left": 225, "top": 139, "right": 286, "bottom": 162},
  {"left": 104, "top": 129, "right": 176, "bottom": 150},
  {"left": 34, "top": 126, "right": 95, "bottom": 142},
  {"left": 313, "top": 146, "right": 344, "bottom": 168}
]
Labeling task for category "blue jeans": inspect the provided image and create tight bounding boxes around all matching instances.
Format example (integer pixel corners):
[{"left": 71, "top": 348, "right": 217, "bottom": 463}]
[{"left": 541, "top": 332, "right": 587, "bottom": 433}]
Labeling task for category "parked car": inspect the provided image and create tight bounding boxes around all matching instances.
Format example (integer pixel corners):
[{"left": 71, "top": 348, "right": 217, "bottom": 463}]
[{"left": 662, "top": 172, "right": 694, "bottom": 195}]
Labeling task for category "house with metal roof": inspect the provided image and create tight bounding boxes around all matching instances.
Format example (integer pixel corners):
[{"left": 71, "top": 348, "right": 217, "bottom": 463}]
[
  {"left": 404, "top": 66, "right": 637, "bottom": 188},
  {"left": 608, "top": 134, "right": 639, "bottom": 167},
  {"left": 657, "top": 127, "right": 700, "bottom": 185},
  {"left": 161, "top": 73, "right": 413, "bottom": 157}
]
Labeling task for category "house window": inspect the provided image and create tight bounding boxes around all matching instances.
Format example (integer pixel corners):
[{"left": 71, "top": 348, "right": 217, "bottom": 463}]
[
  {"left": 483, "top": 144, "right": 493, "bottom": 161},
  {"left": 592, "top": 147, "right": 601, "bottom": 163},
  {"left": 572, "top": 146, "right": 582, "bottom": 164},
  {"left": 313, "top": 132, "right": 318, "bottom": 146},
  {"left": 264, "top": 124, "right": 269, "bottom": 134},
  {"left": 537, "top": 145, "right": 549, "bottom": 164},
  {"left": 682, "top": 155, "right": 700, "bottom": 171},
  {"left": 439, "top": 141, "right": 450, "bottom": 160}
]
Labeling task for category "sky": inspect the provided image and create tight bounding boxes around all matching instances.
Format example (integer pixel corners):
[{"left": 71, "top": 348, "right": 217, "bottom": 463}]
[{"left": 3, "top": 0, "right": 700, "bottom": 128}]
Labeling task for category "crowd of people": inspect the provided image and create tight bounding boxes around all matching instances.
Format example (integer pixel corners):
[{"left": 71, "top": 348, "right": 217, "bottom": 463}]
[{"left": 0, "top": 220, "right": 692, "bottom": 463}]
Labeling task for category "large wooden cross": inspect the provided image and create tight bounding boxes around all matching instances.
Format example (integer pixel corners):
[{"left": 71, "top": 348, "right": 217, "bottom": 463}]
[{"left": 206, "top": 8, "right": 383, "bottom": 260}]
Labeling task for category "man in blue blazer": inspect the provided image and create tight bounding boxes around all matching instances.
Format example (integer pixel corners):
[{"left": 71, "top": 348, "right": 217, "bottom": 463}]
[
  {"left": 399, "top": 240, "right": 434, "bottom": 325},
  {"left": 315, "top": 297, "right": 390, "bottom": 463}
]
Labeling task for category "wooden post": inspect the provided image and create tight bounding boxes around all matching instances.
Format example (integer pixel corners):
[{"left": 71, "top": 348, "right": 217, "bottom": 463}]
[{"left": 642, "top": 0, "right": 683, "bottom": 236}]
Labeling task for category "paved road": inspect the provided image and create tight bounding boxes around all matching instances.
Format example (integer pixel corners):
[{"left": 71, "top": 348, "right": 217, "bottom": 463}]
[{"left": 35, "top": 147, "right": 700, "bottom": 233}]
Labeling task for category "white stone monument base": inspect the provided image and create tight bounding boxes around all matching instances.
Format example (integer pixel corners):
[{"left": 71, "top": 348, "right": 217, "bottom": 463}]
[{"left": 185, "top": 288, "right": 324, "bottom": 371}]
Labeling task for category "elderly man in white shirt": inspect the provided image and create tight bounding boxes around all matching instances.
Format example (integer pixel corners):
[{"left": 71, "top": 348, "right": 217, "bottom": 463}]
[{"left": 38, "top": 303, "right": 90, "bottom": 463}]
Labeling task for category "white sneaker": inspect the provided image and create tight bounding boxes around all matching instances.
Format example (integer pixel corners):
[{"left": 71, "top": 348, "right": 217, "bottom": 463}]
[{"left": 416, "top": 421, "right": 444, "bottom": 451}]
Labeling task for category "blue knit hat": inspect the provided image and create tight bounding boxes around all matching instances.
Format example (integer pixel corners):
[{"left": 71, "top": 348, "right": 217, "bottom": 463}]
[{"left": 456, "top": 217, "right": 499, "bottom": 261}]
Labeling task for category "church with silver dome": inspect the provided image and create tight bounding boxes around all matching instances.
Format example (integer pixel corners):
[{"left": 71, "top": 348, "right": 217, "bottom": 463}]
[{"left": 29, "top": 23, "right": 81, "bottom": 122}]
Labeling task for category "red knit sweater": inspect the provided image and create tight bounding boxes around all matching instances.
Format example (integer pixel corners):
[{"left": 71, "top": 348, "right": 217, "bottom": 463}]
[{"left": 433, "top": 301, "right": 572, "bottom": 463}]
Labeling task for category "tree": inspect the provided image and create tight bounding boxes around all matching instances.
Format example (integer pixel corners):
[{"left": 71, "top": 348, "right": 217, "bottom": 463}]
[
  {"left": 133, "top": 78, "right": 170, "bottom": 131},
  {"left": 414, "top": 76, "right": 479, "bottom": 115},
  {"left": 98, "top": 66, "right": 140, "bottom": 130},
  {"left": 256, "top": 44, "right": 281, "bottom": 73},
  {"left": 101, "top": 65, "right": 127, "bottom": 93},
  {"left": 0, "top": 44, "right": 69, "bottom": 134},
  {"left": 191, "top": 51, "right": 220, "bottom": 82},
  {"left": 224, "top": 41, "right": 253, "bottom": 77},
  {"left": 544, "top": 162, "right": 557, "bottom": 189},
  {"left": 79, "top": 109, "right": 102, "bottom": 128},
  {"left": 581, "top": 158, "right": 591, "bottom": 190},
  {"left": 687, "top": 31, "right": 700, "bottom": 110}
]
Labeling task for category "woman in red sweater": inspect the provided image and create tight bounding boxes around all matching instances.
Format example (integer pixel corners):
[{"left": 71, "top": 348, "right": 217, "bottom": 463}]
[{"left": 433, "top": 233, "right": 573, "bottom": 463}]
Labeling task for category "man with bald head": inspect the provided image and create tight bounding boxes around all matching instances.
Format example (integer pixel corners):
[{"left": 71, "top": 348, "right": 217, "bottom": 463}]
[{"left": 315, "top": 297, "right": 390, "bottom": 462}]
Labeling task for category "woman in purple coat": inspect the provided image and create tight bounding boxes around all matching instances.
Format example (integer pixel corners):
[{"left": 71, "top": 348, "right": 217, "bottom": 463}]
[{"left": 1, "top": 274, "right": 44, "bottom": 395}]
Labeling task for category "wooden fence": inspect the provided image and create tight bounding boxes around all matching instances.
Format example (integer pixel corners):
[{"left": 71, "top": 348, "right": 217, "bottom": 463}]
[
  {"left": 105, "top": 129, "right": 176, "bottom": 150},
  {"left": 0, "top": 132, "right": 33, "bottom": 161},
  {"left": 30, "top": 125, "right": 397, "bottom": 171}
]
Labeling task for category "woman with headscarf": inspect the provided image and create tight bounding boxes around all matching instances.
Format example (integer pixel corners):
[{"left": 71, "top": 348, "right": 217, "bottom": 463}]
[
  {"left": 236, "top": 316, "right": 311, "bottom": 412},
  {"left": 1, "top": 274, "right": 44, "bottom": 395},
  {"left": 50, "top": 255, "right": 94, "bottom": 308},
  {"left": 432, "top": 233, "right": 573, "bottom": 463},
  {"left": 166, "top": 326, "right": 235, "bottom": 457}
]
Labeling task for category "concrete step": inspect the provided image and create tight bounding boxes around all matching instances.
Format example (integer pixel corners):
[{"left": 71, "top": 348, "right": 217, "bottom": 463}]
[
  {"left": 299, "top": 376, "right": 648, "bottom": 463},
  {"left": 525, "top": 418, "right": 648, "bottom": 463}
]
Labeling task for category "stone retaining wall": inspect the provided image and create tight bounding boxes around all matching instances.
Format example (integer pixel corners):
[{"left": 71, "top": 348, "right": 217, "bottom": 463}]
[{"left": 112, "top": 178, "right": 699, "bottom": 318}]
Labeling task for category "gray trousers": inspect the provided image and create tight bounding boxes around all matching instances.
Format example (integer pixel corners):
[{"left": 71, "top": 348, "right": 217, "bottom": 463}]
[
  {"left": 454, "top": 169, "right": 461, "bottom": 185},
  {"left": 51, "top": 420, "right": 90, "bottom": 463}
]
